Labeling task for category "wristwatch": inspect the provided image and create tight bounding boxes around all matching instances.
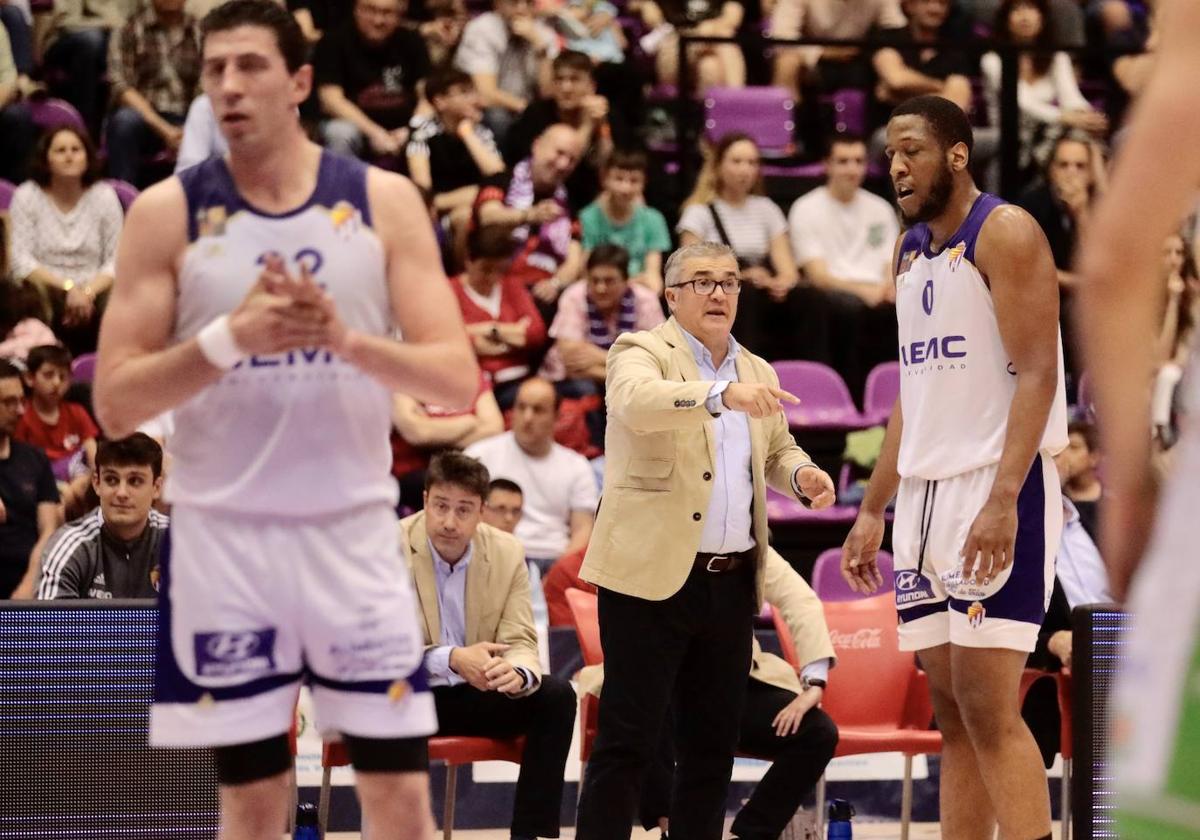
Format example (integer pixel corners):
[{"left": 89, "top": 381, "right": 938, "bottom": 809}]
[{"left": 802, "top": 676, "right": 827, "bottom": 691}]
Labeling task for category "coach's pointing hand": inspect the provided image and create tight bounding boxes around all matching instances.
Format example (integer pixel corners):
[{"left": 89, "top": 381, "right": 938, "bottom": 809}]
[{"left": 721, "top": 382, "right": 800, "bottom": 418}]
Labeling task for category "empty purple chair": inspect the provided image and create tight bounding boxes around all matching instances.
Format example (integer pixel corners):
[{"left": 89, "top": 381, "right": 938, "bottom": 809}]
[
  {"left": 106, "top": 179, "right": 139, "bottom": 212},
  {"left": 820, "top": 88, "right": 867, "bottom": 137},
  {"left": 0, "top": 179, "right": 15, "bottom": 211},
  {"left": 27, "top": 98, "right": 87, "bottom": 136},
  {"left": 704, "top": 86, "right": 795, "bottom": 157},
  {"left": 771, "top": 360, "right": 865, "bottom": 430},
  {"left": 863, "top": 361, "right": 900, "bottom": 426},
  {"left": 71, "top": 353, "right": 98, "bottom": 383},
  {"left": 811, "top": 547, "right": 895, "bottom": 602}
]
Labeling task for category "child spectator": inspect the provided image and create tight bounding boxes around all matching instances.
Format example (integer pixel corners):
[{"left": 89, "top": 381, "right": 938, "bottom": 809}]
[
  {"left": 579, "top": 147, "right": 672, "bottom": 294},
  {"left": 14, "top": 344, "right": 98, "bottom": 513},
  {"left": 0, "top": 281, "right": 57, "bottom": 363},
  {"left": 540, "top": 244, "right": 664, "bottom": 387},
  {"left": 406, "top": 67, "right": 506, "bottom": 263},
  {"left": 452, "top": 225, "right": 549, "bottom": 408}
]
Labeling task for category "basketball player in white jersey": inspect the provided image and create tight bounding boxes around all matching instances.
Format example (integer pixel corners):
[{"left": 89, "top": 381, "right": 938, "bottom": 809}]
[
  {"left": 842, "top": 96, "right": 1068, "bottom": 840},
  {"left": 1078, "top": 1, "right": 1200, "bottom": 835},
  {"left": 92, "top": 2, "right": 479, "bottom": 837}
]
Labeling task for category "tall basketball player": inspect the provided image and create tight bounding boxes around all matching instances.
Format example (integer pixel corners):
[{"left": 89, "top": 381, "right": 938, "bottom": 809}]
[
  {"left": 93, "top": 2, "right": 479, "bottom": 838},
  {"left": 842, "top": 95, "right": 1068, "bottom": 840},
  {"left": 1078, "top": 1, "right": 1200, "bottom": 836}
]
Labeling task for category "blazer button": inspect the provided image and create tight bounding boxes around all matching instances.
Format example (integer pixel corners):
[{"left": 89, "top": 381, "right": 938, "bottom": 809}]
[
  {"left": 692, "top": 512, "right": 702, "bottom": 521},
  {"left": 703, "top": 472, "right": 712, "bottom": 481}
]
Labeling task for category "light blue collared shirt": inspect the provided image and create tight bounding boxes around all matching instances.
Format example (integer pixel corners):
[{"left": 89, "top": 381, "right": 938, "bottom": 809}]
[
  {"left": 425, "top": 540, "right": 472, "bottom": 687},
  {"left": 1057, "top": 499, "right": 1113, "bottom": 608},
  {"left": 679, "top": 327, "right": 756, "bottom": 554}
]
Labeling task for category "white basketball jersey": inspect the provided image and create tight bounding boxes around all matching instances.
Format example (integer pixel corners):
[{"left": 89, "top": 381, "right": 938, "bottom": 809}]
[
  {"left": 894, "top": 193, "right": 1068, "bottom": 481},
  {"left": 168, "top": 151, "right": 398, "bottom": 517}
]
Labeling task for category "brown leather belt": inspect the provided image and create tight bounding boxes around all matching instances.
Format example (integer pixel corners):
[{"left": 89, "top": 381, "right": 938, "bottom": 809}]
[{"left": 693, "top": 550, "right": 753, "bottom": 574}]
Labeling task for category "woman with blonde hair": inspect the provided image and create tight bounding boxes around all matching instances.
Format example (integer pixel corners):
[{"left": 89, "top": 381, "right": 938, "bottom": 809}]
[{"left": 677, "top": 132, "right": 813, "bottom": 358}]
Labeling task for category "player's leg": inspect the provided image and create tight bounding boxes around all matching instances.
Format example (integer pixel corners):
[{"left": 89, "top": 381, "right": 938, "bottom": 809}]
[
  {"left": 213, "top": 735, "right": 294, "bottom": 840},
  {"left": 917, "top": 644, "right": 996, "bottom": 840},
  {"left": 345, "top": 736, "right": 435, "bottom": 840},
  {"left": 951, "top": 645, "right": 1051, "bottom": 839}
]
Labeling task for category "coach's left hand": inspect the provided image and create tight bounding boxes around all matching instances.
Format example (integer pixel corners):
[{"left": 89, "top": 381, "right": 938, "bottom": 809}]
[
  {"left": 772, "top": 686, "right": 822, "bottom": 737},
  {"left": 796, "top": 465, "right": 836, "bottom": 510},
  {"left": 961, "top": 496, "right": 1018, "bottom": 586}
]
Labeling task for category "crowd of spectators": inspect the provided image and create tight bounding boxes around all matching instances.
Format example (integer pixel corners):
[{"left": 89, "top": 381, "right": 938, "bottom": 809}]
[{"left": 0, "top": 0, "right": 1194, "bottom": 780}]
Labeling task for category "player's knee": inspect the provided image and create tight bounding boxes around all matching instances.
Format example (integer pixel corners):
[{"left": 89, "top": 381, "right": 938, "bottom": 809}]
[
  {"left": 357, "top": 772, "right": 434, "bottom": 839},
  {"left": 952, "top": 681, "right": 1019, "bottom": 749},
  {"left": 927, "top": 685, "right": 969, "bottom": 741},
  {"left": 217, "top": 759, "right": 291, "bottom": 835}
]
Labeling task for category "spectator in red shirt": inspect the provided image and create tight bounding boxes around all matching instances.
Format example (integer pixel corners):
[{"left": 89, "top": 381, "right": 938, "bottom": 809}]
[
  {"left": 14, "top": 344, "right": 97, "bottom": 515},
  {"left": 389, "top": 370, "right": 505, "bottom": 509},
  {"left": 451, "top": 225, "right": 549, "bottom": 408}
]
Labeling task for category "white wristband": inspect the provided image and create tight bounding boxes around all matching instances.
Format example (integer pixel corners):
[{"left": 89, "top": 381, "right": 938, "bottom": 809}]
[{"left": 196, "top": 314, "right": 245, "bottom": 370}]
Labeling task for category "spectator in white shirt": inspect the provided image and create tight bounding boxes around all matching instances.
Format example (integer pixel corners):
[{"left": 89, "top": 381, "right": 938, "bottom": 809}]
[
  {"left": 787, "top": 134, "right": 900, "bottom": 399},
  {"left": 465, "top": 377, "right": 597, "bottom": 572}
]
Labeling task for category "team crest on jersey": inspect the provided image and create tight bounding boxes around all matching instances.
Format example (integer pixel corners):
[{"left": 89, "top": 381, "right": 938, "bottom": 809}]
[
  {"left": 946, "top": 242, "right": 966, "bottom": 271},
  {"left": 196, "top": 205, "right": 228, "bottom": 238},
  {"left": 967, "top": 601, "right": 986, "bottom": 628},
  {"left": 897, "top": 249, "right": 918, "bottom": 277},
  {"left": 329, "top": 201, "right": 361, "bottom": 238}
]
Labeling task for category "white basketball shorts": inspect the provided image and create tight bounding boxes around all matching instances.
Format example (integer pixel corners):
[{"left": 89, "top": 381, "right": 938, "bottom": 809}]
[
  {"left": 893, "top": 453, "right": 1061, "bottom": 652},
  {"left": 150, "top": 503, "right": 437, "bottom": 748}
]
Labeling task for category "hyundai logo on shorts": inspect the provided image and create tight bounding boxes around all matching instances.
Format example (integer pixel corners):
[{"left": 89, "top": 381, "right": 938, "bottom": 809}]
[
  {"left": 205, "top": 631, "right": 263, "bottom": 662},
  {"left": 896, "top": 571, "right": 920, "bottom": 591}
]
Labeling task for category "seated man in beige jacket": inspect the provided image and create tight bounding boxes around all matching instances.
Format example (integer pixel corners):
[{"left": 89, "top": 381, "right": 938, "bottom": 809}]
[
  {"left": 401, "top": 452, "right": 576, "bottom": 840},
  {"left": 579, "top": 548, "right": 838, "bottom": 840}
]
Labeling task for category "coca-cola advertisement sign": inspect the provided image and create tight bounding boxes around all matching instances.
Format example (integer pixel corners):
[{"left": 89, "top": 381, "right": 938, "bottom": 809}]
[{"left": 829, "top": 628, "right": 883, "bottom": 649}]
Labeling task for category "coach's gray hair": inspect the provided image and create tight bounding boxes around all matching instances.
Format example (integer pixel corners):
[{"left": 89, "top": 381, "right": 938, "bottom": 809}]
[{"left": 663, "top": 242, "right": 737, "bottom": 289}]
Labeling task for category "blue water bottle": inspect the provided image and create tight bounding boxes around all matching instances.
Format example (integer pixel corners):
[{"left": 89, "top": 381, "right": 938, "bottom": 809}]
[
  {"left": 294, "top": 802, "right": 320, "bottom": 840},
  {"left": 827, "top": 798, "right": 855, "bottom": 840}
]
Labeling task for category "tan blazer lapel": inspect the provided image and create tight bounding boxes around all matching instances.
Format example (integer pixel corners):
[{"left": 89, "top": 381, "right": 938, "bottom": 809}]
[
  {"left": 407, "top": 516, "right": 441, "bottom": 645},
  {"left": 464, "top": 532, "right": 491, "bottom": 645},
  {"left": 664, "top": 317, "right": 717, "bottom": 466}
]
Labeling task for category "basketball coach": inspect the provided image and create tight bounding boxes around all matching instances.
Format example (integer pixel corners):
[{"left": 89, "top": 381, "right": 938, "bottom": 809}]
[{"left": 575, "top": 242, "right": 837, "bottom": 839}]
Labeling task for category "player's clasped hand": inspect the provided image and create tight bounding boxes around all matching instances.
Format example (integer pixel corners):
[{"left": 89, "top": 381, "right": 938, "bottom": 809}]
[
  {"left": 450, "top": 642, "right": 520, "bottom": 693},
  {"left": 229, "top": 255, "right": 347, "bottom": 356},
  {"left": 841, "top": 511, "right": 886, "bottom": 595},
  {"left": 960, "top": 497, "right": 1018, "bottom": 586},
  {"left": 721, "top": 382, "right": 800, "bottom": 419}
]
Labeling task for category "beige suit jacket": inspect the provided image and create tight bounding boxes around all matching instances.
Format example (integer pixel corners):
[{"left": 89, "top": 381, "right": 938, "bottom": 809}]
[
  {"left": 400, "top": 512, "right": 542, "bottom": 698},
  {"left": 579, "top": 317, "right": 816, "bottom": 605},
  {"left": 579, "top": 548, "right": 837, "bottom": 697}
]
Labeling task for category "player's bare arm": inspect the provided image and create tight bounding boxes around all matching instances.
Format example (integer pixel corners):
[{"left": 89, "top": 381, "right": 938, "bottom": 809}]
[
  {"left": 964, "top": 205, "right": 1061, "bottom": 584},
  {"left": 1079, "top": 0, "right": 1200, "bottom": 595},
  {"left": 842, "top": 234, "right": 906, "bottom": 593},
  {"left": 334, "top": 169, "right": 479, "bottom": 409},
  {"left": 94, "top": 181, "right": 332, "bottom": 437}
]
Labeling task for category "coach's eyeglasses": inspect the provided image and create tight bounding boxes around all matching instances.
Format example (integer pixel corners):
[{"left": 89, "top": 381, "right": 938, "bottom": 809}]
[{"left": 671, "top": 277, "right": 743, "bottom": 295}]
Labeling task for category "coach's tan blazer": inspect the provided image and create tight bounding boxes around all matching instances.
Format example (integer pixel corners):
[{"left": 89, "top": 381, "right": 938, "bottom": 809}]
[
  {"left": 401, "top": 512, "right": 541, "bottom": 697},
  {"left": 579, "top": 317, "right": 817, "bottom": 606},
  {"left": 579, "top": 548, "right": 838, "bottom": 697}
]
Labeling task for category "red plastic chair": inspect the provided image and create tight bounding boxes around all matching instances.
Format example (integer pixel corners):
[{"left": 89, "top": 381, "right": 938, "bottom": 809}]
[
  {"left": 788, "top": 595, "right": 941, "bottom": 840},
  {"left": 564, "top": 587, "right": 602, "bottom": 764},
  {"left": 1057, "top": 670, "right": 1074, "bottom": 839},
  {"left": 770, "top": 360, "right": 866, "bottom": 430},
  {"left": 810, "top": 547, "right": 895, "bottom": 602},
  {"left": 317, "top": 735, "right": 526, "bottom": 839},
  {"left": 862, "top": 361, "right": 900, "bottom": 426}
]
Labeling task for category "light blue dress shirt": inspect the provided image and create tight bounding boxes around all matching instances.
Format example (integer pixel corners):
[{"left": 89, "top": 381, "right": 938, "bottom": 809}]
[
  {"left": 425, "top": 540, "right": 472, "bottom": 687},
  {"left": 679, "top": 327, "right": 756, "bottom": 554},
  {"left": 1056, "top": 498, "right": 1113, "bottom": 608}
]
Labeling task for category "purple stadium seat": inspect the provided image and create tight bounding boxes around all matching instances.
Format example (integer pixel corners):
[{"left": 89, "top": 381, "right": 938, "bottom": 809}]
[
  {"left": 863, "top": 361, "right": 900, "bottom": 426},
  {"left": 0, "top": 179, "right": 15, "bottom": 211},
  {"left": 106, "top": 179, "right": 139, "bottom": 212},
  {"left": 765, "top": 486, "right": 858, "bottom": 525},
  {"left": 71, "top": 353, "right": 97, "bottom": 383},
  {"left": 771, "top": 360, "right": 865, "bottom": 430},
  {"left": 27, "top": 98, "right": 87, "bottom": 136},
  {"left": 811, "top": 547, "right": 895, "bottom": 602},
  {"left": 820, "top": 88, "right": 867, "bottom": 137},
  {"left": 703, "top": 86, "right": 796, "bottom": 157}
]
